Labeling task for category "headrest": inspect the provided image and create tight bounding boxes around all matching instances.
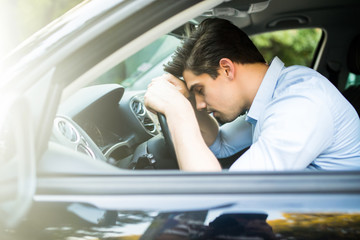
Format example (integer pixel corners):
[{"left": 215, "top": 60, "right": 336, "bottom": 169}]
[{"left": 347, "top": 34, "right": 360, "bottom": 75}]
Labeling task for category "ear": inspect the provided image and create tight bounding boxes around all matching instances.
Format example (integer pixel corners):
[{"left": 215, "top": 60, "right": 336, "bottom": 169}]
[{"left": 219, "top": 58, "right": 235, "bottom": 80}]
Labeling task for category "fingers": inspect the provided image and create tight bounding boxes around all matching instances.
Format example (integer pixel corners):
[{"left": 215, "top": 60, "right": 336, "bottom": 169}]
[
  {"left": 143, "top": 88, "right": 158, "bottom": 114},
  {"left": 147, "top": 77, "right": 177, "bottom": 91},
  {"left": 161, "top": 73, "right": 190, "bottom": 98},
  {"left": 144, "top": 77, "right": 177, "bottom": 114},
  {"left": 144, "top": 73, "right": 190, "bottom": 116},
  {"left": 147, "top": 74, "right": 185, "bottom": 92}
]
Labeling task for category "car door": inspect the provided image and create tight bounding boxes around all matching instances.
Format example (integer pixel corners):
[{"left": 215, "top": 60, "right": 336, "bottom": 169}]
[
  {"left": 0, "top": 0, "right": 222, "bottom": 233},
  {"left": 0, "top": 93, "right": 36, "bottom": 228},
  {"left": 14, "top": 171, "right": 360, "bottom": 239},
  {"left": 1, "top": 0, "right": 360, "bottom": 239}
]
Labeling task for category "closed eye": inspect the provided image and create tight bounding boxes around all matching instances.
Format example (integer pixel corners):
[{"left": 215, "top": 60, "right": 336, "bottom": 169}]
[
  {"left": 189, "top": 84, "right": 204, "bottom": 96},
  {"left": 195, "top": 87, "right": 204, "bottom": 96}
]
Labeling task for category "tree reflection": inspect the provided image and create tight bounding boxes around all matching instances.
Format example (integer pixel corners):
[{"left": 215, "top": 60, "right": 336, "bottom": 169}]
[
  {"left": 6, "top": 203, "right": 360, "bottom": 240},
  {"left": 269, "top": 213, "right": 360, "bottom": 240}
]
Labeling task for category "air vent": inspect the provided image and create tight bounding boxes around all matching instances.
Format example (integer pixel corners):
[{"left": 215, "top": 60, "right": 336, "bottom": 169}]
[
  {"left": 143, "top": 117, "right": 156, "bottom": 133},
  {"left": 131, "top": 100, "right": 145, "bottom": 116},
  {"left": 130, "top": 97, "right": 158, "bottom": 135},
  {"left": 56, "top": 118, "right": 79, "bottom": 142}
]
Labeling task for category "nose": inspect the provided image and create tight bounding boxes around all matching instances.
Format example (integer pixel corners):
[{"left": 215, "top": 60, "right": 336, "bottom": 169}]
[{"left": 195, "top": 94, "right": 207, "bottom": 111}]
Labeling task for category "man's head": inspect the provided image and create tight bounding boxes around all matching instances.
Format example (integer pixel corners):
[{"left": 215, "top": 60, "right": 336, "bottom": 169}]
[
  {"left": 164, "top": 18, "right": 265, "bottom": 79},
  {"left": 164, "top": 18, "right": 266, "bottom": 123}
]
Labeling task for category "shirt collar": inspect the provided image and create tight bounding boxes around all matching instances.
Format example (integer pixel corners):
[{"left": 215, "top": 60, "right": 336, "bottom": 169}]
[{"left": 246, "top": 56, "right": 284, "bottom": 123}]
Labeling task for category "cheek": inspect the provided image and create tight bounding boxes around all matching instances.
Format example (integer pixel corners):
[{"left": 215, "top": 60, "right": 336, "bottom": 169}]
[
  {"left": 205, "top": 82, "right": 234, "bottom": 108},
  {"left": 206, "top": 91, "right": 228, "bottom": 108},
  {"left": 221, "top": 88, "right": 239, "bottom": 111}
]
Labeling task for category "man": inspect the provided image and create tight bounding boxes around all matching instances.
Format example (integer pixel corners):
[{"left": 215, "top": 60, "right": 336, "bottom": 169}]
[{"left": 144, "top": 18, "right": 360, "bottom": 171}]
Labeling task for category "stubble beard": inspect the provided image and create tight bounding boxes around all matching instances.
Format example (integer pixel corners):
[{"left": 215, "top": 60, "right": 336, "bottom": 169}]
[{"left": 214, "top": 108, "right": 248, "bottom": 125}]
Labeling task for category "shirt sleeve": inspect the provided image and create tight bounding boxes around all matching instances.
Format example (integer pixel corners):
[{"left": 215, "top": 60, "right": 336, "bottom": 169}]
[
  {"left": 209, "top": 114, "right": 253, "bottom": 158},
  {"left": 230, "top": 92, "right": 334, "bottom": 171}
]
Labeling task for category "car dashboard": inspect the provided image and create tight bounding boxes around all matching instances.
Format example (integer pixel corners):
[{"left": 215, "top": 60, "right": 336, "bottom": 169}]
[{"left": 52, "top": 84, "right": 163, "bottom": 169}]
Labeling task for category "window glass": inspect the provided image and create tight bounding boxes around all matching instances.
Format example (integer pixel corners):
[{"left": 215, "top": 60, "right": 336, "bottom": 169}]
[
  {"left": 93, "top": 35, "right": 181, "bottom": 89},
  {"left": 345, "top": 72, "right": 360, "bottom": 89},
  {"left": 343, "top": 73, "right": 360, "bottom": 115},
  {"left": 250, "top": 28, "right": 323, "bottom": 67}
]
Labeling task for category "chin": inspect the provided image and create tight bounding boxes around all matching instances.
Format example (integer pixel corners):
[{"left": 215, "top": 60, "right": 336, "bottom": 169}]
[
  {"left": 216, "top": 109, "right": 247, "bottom": 124},
  {"left": 215, "top": 114, "right": 237, "bottom": 125}
]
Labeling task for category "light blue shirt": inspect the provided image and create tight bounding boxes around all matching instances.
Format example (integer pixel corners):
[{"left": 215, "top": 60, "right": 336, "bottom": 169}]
[{"left": 210, "top": 57, "right": 360, "bottom": 171}]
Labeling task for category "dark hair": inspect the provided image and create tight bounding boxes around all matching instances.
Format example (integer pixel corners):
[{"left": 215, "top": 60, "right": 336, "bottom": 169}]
[{"left": 164, "top": 18, "right": 265, "bottom": 79}]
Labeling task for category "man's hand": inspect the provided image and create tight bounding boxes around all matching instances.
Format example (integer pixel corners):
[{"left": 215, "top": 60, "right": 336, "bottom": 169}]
[
  {"left": 144, "top": 74, "right": 190, "bottom": 116},
  {"left": 164, "top": 74, "right": 190, "bottom": 99}
]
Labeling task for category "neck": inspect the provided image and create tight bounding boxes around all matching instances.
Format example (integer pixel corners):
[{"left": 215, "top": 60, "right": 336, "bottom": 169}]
[{"left": 235, "top": 62, "right": 269, "bottom": 109}]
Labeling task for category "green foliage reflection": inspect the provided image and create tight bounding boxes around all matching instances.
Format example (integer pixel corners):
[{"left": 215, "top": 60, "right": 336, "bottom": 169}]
[{"left": 251, "top": 28, "right": 322, "bottom": 67}]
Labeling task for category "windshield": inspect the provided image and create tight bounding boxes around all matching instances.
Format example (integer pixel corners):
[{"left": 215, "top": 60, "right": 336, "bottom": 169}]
[{"left": 91, "top": 35, "right": 181, "bottom": 90}]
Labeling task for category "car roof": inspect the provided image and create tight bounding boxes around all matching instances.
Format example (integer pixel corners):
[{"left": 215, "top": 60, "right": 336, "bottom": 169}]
[{"left": 191, "top": 0, "right": 360, "bottom": 37}]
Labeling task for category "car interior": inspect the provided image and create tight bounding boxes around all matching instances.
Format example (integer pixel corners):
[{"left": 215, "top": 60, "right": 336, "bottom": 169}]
[{"left": 38, "top": 0, "right": 360, "bottom": 174}]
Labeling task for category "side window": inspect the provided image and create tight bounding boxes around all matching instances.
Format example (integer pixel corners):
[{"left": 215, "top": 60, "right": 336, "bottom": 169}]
[
  {"left": 250, "top": 28, "right": 323, "bottom": 67},
  {"left": 343, "top": 72, "right": 360, "bottom": 115},
  {"left": 345, "top": 73, "right": 360, "bottom": 89}
]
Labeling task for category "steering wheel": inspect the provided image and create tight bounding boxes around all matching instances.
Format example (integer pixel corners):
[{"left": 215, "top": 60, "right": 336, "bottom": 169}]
[{"left": 157, "top": 113, "right": 177, "bottom": 160}]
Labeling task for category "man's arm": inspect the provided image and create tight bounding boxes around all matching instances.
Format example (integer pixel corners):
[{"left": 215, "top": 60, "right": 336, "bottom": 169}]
[
  {"left": 144, "top": 75, "right": 221, "bottom": 171},
  {"left": 165, "top": 99, "right": 222, "bottom": 171},
  {"left": 188, "top": 94, "right": 220, "bottom": 146},
  {"left": 230, "top": 93, "right": 333, "bottom": 171},
  {"left": 161, "top": 74, "right": 220, "bottom": 146}
]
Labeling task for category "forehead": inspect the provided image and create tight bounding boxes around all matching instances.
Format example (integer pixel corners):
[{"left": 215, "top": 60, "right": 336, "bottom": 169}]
[{"left": 183, "top": 70, "right": 213, "bottom": 90}]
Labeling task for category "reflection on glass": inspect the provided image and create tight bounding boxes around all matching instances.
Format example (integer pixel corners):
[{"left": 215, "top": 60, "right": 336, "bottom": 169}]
[
  {"left": 92, "top": 35, "right": 180, "bottom": 90},
  {"left": 6, "top": 203, "right": 360, "bottom": 240},
  {"left": 141, "top": 211, "right": 276, "bottom": 240}
]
